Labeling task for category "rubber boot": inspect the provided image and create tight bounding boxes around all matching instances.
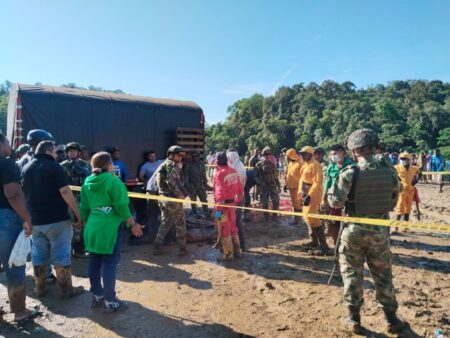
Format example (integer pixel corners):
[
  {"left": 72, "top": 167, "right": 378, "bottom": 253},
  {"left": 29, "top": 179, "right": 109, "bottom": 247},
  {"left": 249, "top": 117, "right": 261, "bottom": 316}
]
[
  {"left": 8, "top": 284, "right": 26, "bottom": 315},
  {"left": 33, "top": 265, "right": 47, "bottom": 297},
  {"left": 191, "top": 204, "right": 198, "bottom": 216},
  {"left": 439, "top": 182, "right": 444, "bottom": 193},
  {"left": 54, "top": 266, "right": 84, "bottom": 299},
  {"left": 384, "top": 311, "right": 408, "bottom": 333},
  {"left": 289, "top": 208, "right": 300, "bottom": 225},
  {"left": 300, "top": 228, "right": 319, "bottom": 251},
  {"left": 231, "top": 235, "right": 242, "bottom": 259},
  {"left": 218, "top": 237, "right": 233, "bottom": 261},
  {"left": 153, "top": 243, "right": 163, "bottom": 256},
  {"left": 308, "top": 226, "right": 331, "bottom": 256},
  {"left": 178, "top": 245, "right": 189, "bottom": 257},
  {"left": 343, "top": 305, "right": 362, "bottom": 334}
]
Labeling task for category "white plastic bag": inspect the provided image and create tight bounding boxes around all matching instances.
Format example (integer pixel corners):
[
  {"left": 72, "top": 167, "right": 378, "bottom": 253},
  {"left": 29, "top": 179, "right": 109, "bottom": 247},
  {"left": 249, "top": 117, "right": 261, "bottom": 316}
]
[{"left": 8, "top": 230, "right": 31, "bottom": 268}]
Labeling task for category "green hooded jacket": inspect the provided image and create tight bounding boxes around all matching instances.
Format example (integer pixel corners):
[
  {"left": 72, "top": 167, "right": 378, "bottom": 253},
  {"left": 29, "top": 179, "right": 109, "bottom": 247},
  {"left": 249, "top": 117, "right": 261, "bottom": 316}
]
[{"left": 80, "top": 172, "right": 131, "bottom": 254}]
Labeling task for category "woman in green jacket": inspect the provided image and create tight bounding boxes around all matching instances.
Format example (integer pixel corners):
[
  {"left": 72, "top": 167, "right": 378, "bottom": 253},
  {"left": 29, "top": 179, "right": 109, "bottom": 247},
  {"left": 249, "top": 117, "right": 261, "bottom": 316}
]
[{"left": 80, "top": 152, "right": 143, "bottom": 312}]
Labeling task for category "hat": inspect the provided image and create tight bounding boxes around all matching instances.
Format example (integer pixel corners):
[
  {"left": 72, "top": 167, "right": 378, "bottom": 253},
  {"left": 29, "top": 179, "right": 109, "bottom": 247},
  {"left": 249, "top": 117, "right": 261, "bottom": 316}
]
[
  {"left": 286, "top": 148, "right": 300, "bottom": 161},
  {"left": 300, "top": 146, "right": 315, "bottom": 155},
  {"left": 399, "top": 152, "right": 411, "bottom": 160}
]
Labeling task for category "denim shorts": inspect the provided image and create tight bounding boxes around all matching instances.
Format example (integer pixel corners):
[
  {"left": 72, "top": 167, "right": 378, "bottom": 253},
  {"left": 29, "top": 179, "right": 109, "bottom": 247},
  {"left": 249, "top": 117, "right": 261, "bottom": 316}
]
[
  {"left": 32, "top": 220, "right": 73, "bottom": 267},
  {"left": 0, "top": 208, "right": 26, "bottom": 287}
]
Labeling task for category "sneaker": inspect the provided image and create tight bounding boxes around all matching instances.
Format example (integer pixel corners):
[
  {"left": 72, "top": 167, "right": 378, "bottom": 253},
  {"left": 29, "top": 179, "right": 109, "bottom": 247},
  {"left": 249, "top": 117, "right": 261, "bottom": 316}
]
[
  {"left": 91, "top": 294, "right": 105, "bottom": 309},
  {"left": 104, "top": 299, "right": 129, "bottom": 313}
]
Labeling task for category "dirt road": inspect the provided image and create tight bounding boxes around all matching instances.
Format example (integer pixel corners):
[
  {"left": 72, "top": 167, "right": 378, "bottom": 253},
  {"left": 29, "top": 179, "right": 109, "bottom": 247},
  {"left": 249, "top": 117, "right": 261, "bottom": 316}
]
[{"left": 1, "top": 184, "right": 449, "bottom": 337}]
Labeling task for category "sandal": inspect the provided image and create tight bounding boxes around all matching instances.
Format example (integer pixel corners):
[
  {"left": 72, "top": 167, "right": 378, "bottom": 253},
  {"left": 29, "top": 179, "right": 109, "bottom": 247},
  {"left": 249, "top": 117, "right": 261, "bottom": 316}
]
[{"left": 14, "top": 306, "right": 40, "bottom": 323}]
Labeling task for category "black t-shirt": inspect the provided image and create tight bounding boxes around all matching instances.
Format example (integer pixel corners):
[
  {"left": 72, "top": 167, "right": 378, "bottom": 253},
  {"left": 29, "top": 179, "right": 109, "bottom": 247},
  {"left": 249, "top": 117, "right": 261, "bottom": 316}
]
[
  {"left": 22, "top": 154, "right": 70, "bottom": 225},
  {"left": 0, "top": 156, "right": 21, "bottom": 209}
]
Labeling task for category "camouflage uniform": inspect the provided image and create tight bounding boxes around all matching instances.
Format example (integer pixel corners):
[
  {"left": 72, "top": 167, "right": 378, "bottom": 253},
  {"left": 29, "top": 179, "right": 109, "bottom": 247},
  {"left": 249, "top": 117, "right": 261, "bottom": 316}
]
[
  {"left": 60, "top": 159, "right": 92, "bottom": 186},
  {"left": 155, "top": 158, "right": 187, "bottom": 247},
  {"left": 327, "top": 155, "right": 400, "bottom": 313},
  {"left": 183, "top": 159, "right": 209, "bottom": 214},
  {"left": 60, "top": 158, "right": 92, "bottom": 253},
  {"left": 254, "top": 158, "right": 280, "bottom": 215}
]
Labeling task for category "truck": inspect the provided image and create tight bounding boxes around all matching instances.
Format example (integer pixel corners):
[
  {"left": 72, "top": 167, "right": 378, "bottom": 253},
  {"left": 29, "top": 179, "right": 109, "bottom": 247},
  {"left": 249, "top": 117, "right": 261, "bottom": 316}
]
[{"left": 7, "top": 83, "right": 205, "bottom": 180}]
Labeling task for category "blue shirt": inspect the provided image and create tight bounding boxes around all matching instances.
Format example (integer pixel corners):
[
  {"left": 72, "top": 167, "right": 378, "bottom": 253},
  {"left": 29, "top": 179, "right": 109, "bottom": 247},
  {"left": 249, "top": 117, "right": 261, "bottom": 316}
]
[
  {"left": 139, "top": 160, "right": 163, "bottom": 181},
  {"left": 430, "top": 155, "right": 444, "bottom": 172},
  {"left": 112, "top": 159, "right": 128, "bottom": 182}
]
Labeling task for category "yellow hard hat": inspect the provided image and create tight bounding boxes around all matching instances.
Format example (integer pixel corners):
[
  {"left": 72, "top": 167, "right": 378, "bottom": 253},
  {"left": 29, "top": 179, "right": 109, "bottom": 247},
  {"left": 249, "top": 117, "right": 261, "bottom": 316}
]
[
  {"left": 300, "top": 146, "right": 315, "bottom": 155},
  {"left": 399, "top": 152, "right": 411, "bottom": 160},
  {"left": 286, "top": 148, "right": 300, "bottom": 161}
]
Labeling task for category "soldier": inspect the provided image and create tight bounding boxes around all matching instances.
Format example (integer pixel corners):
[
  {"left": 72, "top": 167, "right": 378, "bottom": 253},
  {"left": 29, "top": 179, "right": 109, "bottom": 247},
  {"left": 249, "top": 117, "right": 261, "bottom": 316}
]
[
  {"left": 17, "top": 129, "right": 55, "bottom": 171},
  {"left": 15, "top": 143, "right": 30, "bottom": 162},
  {"left": 254, "top": 147, "right": 280, "bottom": 221},
  {"left": 61, "top": 142, "right": 92, "bottom": 258},
  {"left": 327, "top": 128, "right": 408, "bottom": 334},
  {"left": 61, "top": 142, "right": 92, "bottom": 186},
  {"left": 183, "top": 152, "right": 209, "bottom": 217},
  {"left": 153, "top": 145, "right": 189, "bottom": 257}
]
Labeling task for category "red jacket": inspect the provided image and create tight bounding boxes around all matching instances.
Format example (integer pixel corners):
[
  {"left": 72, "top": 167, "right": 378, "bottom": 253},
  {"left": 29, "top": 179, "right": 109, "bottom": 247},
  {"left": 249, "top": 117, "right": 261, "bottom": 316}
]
[{"left": 214, "top": 165, "right": 243, "bottom": 203}]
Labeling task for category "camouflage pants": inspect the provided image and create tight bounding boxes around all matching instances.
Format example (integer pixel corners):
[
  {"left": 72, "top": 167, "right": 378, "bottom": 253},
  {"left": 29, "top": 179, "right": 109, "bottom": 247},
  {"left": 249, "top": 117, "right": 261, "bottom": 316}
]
[
  {"left": 155, "top": 201, "right": 186, "bottom": 247},
  {"left": 71, "top": 193, "right": 84, "bottom": 250},
  {"left": 260, "top": 187, "right": 280, "bottom": 210},
  {"left": 339, "top": 224, "right": 398, "bottom": 312},
  {"left": 188, "top": 186, "right": 208, "bottom": 210}
]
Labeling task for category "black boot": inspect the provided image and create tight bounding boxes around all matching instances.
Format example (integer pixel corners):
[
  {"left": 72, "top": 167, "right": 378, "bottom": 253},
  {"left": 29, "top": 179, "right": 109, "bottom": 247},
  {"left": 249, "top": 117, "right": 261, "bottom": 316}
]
[
  {"left": 404, "top": 214, "right": 409, "bottom": 222},
  {"left": 191, "top": 205, "right": 198, "bottom": 216},
  {"left": 384, "top": 311, "right": 408, "bottom": 333},
  {"left": 308, "top": 226, "right": 331, "bottom": 256},
  {"left": 343, "top": 306, "right": 362, "bottom": 334},
  {"left": 289, "top": 208, "right": 300, "bottom": 225},
  {"left": 300, "top": 230, "right": 318, "bottom": 251}
]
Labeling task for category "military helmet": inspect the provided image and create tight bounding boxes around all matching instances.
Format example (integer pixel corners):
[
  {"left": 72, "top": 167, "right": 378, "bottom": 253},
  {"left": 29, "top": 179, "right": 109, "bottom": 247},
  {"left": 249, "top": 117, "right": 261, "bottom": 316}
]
[
  {"left": 26, "top": 129, "right": 54, "bottom": 147},
  {"left": 347, "top": 128, "right": 379, "bottom": 151},
  {"left": 167, "top": 145, "right": 185, "bottom": 156},
  {"left": 16, "top": 143, "right": 31, "bottom": 154},
  {"left": 262, "top": 146, "right": 272, "bottom": 155},
  {"left": 281, "top": 147, "right": 287, "bottom": 153},
  {"left": 65, "top": 142, "right": 81, "bottom": 152}
]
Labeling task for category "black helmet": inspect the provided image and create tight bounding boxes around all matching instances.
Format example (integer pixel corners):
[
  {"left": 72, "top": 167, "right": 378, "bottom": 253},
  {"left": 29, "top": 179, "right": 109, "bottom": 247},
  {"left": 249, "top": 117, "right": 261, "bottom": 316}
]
[
  {"left": 167, "top": 145, "right": 185, "bottom": 156},
  {"left": 65, "top": 142, "right": 81, "bottom": 152},
  {"left": 347, "top": 128, "right": 379, "bottom": 151},
  {"left": 16, "top": 143, "right": 31, "bottom": 154},
  {"left": 27, "top": 129, "right": 54, "bottom": 147}
]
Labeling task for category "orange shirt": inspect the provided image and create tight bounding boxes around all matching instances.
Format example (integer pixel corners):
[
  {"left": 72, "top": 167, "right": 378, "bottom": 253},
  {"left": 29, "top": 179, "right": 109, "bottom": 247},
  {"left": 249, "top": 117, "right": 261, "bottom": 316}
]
[
  {"left": 394, "top": 164, "right": 420, "bottom": 192},
  {"left": 298, "top": 159, "right": 323, "bottom": 197},
  {"left": 285, "top": 160, "right": 303, "bottom": 189}
]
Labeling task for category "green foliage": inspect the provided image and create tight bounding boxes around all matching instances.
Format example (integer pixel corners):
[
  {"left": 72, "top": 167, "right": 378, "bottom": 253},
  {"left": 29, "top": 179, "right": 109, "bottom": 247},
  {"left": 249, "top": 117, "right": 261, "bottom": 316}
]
[{"left": 206, "top": 80, "right": 450, "bottom": 155}]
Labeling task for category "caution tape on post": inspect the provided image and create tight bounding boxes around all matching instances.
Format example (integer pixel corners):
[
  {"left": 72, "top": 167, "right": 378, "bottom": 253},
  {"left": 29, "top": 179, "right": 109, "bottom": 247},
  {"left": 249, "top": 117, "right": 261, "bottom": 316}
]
[{"left": 69, "top": 186, "right": 450, "bottom": 234}]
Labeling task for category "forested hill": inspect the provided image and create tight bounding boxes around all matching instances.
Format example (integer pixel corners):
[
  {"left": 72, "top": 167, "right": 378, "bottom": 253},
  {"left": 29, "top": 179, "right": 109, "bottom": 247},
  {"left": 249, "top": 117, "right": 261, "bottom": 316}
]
[{"left": 205, "top": 80, "right": 450, "bottom": 156}]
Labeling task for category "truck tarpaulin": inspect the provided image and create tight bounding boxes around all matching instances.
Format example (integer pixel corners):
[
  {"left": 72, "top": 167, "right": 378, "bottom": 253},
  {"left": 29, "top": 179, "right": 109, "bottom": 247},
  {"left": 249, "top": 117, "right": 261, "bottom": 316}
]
[{"left": 7, "top": 83, "right": 204, "bottom": 178}]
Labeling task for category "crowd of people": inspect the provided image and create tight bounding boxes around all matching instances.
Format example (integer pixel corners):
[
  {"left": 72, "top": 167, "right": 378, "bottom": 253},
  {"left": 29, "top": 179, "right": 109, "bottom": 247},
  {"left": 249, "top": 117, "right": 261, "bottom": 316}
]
[{"left": 1, "top": 126, "right": 447, "bottom": 334}]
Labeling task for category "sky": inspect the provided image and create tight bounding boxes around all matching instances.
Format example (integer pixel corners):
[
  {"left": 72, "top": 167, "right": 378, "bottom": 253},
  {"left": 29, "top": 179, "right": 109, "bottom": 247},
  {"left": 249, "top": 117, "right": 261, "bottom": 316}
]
[{"left": 1, "top": 0, "right": 450, "bottom": 124}]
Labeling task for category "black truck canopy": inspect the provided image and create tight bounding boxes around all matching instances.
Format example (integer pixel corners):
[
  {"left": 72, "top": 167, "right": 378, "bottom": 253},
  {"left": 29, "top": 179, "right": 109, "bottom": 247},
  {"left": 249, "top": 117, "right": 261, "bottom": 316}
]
[{"left": 7, "top": 83, "right": 204, "bottom": 178}]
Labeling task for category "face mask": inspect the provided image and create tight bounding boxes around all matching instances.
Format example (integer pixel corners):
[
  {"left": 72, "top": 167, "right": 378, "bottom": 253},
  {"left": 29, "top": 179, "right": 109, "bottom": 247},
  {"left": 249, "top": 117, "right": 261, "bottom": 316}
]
[
  {"left": 399, "top": 160, "right": 409, "bottom": 166},
  {"left": 330, "top": 154, "right": 341, "bottom": 163}
]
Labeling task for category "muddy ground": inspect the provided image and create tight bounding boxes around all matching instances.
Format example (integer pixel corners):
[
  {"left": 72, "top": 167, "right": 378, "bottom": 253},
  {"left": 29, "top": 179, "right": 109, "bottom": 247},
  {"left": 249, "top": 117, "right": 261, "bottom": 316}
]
[{"left": 1, "top": 183, "right": 449, "bottom": 338}]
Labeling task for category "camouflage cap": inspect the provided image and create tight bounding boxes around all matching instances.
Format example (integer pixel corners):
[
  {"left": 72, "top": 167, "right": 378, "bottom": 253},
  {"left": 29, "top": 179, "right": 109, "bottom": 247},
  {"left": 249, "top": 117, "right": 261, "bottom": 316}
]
[
  {"left": 16, "top": 143, "right": 31, "bottom": 154},
  {"left": 347, "top": 128, "right": 379, "bottom": 151},
  {"left": 262, "top": 146, "right": 272, "bottom": 155},
  {"left": 65, "top": 142, "right": 81, "bottom": 152},
  {"left": 167, "top": 145, "right": 185, "bottom": 155}
]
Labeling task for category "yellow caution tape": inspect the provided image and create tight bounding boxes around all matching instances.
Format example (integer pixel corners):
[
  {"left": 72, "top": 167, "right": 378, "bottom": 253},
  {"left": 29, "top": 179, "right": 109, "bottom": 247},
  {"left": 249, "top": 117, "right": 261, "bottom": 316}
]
[
  {"left": 70, "top": 186, "right": 450, "bottom": 234},
  {"left": 420, "top": 171, "right": 450, "bottom": 175}
]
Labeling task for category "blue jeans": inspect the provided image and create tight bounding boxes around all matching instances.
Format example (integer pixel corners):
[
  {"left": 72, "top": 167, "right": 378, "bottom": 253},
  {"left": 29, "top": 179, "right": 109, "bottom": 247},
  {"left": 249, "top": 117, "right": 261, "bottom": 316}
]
[
  {"left": 0, "top": 209, "right": 26, "bottom": 288},
  {"left": 31, "top": 220, "right": 73, "bottom": 267},
  {"left": 88, "top": 227, "right": 123, "bottom": 301}
]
